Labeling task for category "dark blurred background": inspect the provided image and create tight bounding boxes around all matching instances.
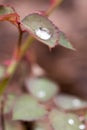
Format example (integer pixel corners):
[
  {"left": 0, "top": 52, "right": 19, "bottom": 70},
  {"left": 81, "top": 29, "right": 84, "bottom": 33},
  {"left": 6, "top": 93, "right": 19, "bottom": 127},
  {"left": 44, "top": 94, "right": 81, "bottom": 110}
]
[{"left": 0, "top": 0, "right": 87, "bottom": 99}]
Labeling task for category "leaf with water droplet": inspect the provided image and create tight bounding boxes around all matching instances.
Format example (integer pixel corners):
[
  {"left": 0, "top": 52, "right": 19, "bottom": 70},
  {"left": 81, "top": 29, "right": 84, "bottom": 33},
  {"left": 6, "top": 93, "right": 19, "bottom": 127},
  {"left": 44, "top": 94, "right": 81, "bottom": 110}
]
[
  {"left": 0, "top": 5, "right": 20, "bottom": 25},
  {"left": 49, "top": 109, "right": 81, "bottom": 130},
  {"left": 59, "top": 32, "right": 75, "bottom": 50},
  {"left": 25, "top": 77, "right": 59, "bottom": 102},
  {"left": 22, "top": 13, "right": 59, "bottom": 48},
  {"left": 54, "top": 94, "right": 87, "bottom": 111},
  {"left": 13, "top": 94, "right": 47, "bottom": 121}
]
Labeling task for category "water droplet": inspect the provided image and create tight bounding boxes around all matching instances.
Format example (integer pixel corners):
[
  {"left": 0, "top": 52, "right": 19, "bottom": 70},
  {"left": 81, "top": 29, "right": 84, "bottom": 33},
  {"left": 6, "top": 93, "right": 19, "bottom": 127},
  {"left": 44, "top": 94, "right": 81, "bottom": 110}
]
[
  {"left": 79, "top": 124, "right": 85, "bottom": 130},
  {"left": 68, "top": 119, "right": 74, "bottom": 125},
  {"left": 35, "top": 27, "right": 52, "bottom": 40},
  {"left": 38, "top": 91, "right": 46, "bottom": 98}
]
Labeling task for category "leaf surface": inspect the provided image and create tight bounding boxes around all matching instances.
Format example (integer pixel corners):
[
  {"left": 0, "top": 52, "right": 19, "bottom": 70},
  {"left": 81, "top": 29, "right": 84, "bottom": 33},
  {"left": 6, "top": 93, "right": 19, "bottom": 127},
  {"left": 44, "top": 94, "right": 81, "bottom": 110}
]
[
  {"left": 59, "top": 32, "right": 75, "bottom": 50},
  {"left": 22, "top": 13, "right": 75, "bottom": 50},
  {"left": 49, "top": 109, "right": 82, "bottom": 130},
  {"left": 26, "top": 77, "right": 58, "bottom": 102},
  {"left": 13, "top": 94, "right": 47, "bottom": 121},
  {"left": 22, "top": 13, "right": 59, "bottom": 48}
]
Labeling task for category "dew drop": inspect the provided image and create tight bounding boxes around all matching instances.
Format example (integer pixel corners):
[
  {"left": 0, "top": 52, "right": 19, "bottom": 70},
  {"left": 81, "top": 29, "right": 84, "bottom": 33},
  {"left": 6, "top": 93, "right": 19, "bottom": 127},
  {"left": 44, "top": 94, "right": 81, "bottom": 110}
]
[
  {"left": 68, "top": 119, "right": 74, "bottom": 125},
  {"left": 35, "top": 27, "right": 52, "bottom": 40},
  {"left": 79, "top": 124, "right": 85, "bottom": 130},
  {"left": 38, "top": 91, "right": 46, "bottom": 98}
]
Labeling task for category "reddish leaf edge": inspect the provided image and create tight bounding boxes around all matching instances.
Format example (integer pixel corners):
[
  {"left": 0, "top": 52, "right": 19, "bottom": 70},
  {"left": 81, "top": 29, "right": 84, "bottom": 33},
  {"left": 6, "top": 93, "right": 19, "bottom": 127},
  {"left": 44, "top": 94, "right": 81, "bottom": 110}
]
[{"left": 0, "top": 4, "right": 20, "bottom": 26}]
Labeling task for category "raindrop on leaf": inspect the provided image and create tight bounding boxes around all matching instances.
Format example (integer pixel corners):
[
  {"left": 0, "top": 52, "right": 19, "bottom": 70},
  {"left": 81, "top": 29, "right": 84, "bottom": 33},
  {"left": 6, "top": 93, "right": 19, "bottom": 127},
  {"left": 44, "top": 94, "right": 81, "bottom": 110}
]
[
  {"left": 25, "top": 78, "right": 59, "bottom": 102},
  {"left": 54, "top": 94, "right": 87, "bottom": 110},
  {"left": 22, "top": 13, "right": 75, "bottom": 50},
  {"left": 49, "top": 109, "right": 82, "bottom": 130},
  {"left": 35, "top": 27, "right": 52, "bottom": 40},
  {"left": 22, "top": 13, "right": 59, "bottom": 48}
]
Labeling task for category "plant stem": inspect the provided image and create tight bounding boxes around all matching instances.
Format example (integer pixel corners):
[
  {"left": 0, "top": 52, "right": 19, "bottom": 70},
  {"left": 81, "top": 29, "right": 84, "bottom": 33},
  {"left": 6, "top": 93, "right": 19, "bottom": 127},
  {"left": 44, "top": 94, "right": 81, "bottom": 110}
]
[
  {"left": 18, "top": 23, "right": 23, "bottom": 48},
  {"left": 13, "top": 23, "right": 23, "bottom": 60},
  {"left": 20, "top": 36, "right": 34, "bottom": 59},
  {"left": 1, "top": 98, "right": 5, "bottom": 130},
  {"left": 0, "top": 36, "right": 34, "bottom": 95},
  {"left": 46, "top": 0, "right": 63, "bottom": 16}
]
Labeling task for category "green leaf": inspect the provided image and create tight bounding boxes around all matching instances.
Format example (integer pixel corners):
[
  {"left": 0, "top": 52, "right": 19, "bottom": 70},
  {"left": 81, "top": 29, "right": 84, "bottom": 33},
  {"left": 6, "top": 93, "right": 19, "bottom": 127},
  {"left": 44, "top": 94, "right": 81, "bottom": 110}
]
[
  {"left": 59, "top": 32, "right": 75, "bottom": 50},
  {"left": 49, "top": 109, "right": 82, "bottom": 130},
  {"left": 26, "top": 78, "right": 58, "bottom": 102},
  {"left": 0, "top": 5, "right": 14, "bottom": 15},
  {"left": 22, "top": 13, "right": 75, "bottom": 50},
  {"left": 22, "top": 13, "right": 59, "bottom": 48},
  {"left": 54, "top": 94, "right": 87, "bottom": 110},
  {"left": 4, "top": 94, "right": 16, "bottom": 114},
  {"left": 0, "top": 94, "right": 16, "bottom": 114},
  {"left": 13, "top": 94, "right": 47, "bottom": 121}
]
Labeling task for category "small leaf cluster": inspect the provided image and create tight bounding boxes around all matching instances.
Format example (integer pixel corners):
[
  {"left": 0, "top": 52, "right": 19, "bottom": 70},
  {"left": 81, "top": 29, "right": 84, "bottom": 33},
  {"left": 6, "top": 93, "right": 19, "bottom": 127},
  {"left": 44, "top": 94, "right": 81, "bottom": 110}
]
[{"left": 1, "top": 77, "right": 87, "bottom": 130}]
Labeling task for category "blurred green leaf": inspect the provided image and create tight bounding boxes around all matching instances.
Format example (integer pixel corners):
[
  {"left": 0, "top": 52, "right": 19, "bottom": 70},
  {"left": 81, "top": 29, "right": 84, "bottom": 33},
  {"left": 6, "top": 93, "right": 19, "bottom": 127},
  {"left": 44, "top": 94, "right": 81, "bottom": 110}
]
[
  {"left": 54, "top": 94, "right": 87, "bottom": 110},
  {"left": 26, "top": 78, "right": 59, "bottom": 102},
  {"left": 0, "top": 94, "right": 16, "bottom": 114},
  {"left": 4, "top": 94, "right": 16, "bottom": 114},
  {"left": 49, "top": 109, "right": 82, "bottom": 130},
  {"left": 13, "top": 94, "right": 47, "bottom": 121},
  {"left": 0, "top": 5, "right": 14, "bottom": 15}
]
